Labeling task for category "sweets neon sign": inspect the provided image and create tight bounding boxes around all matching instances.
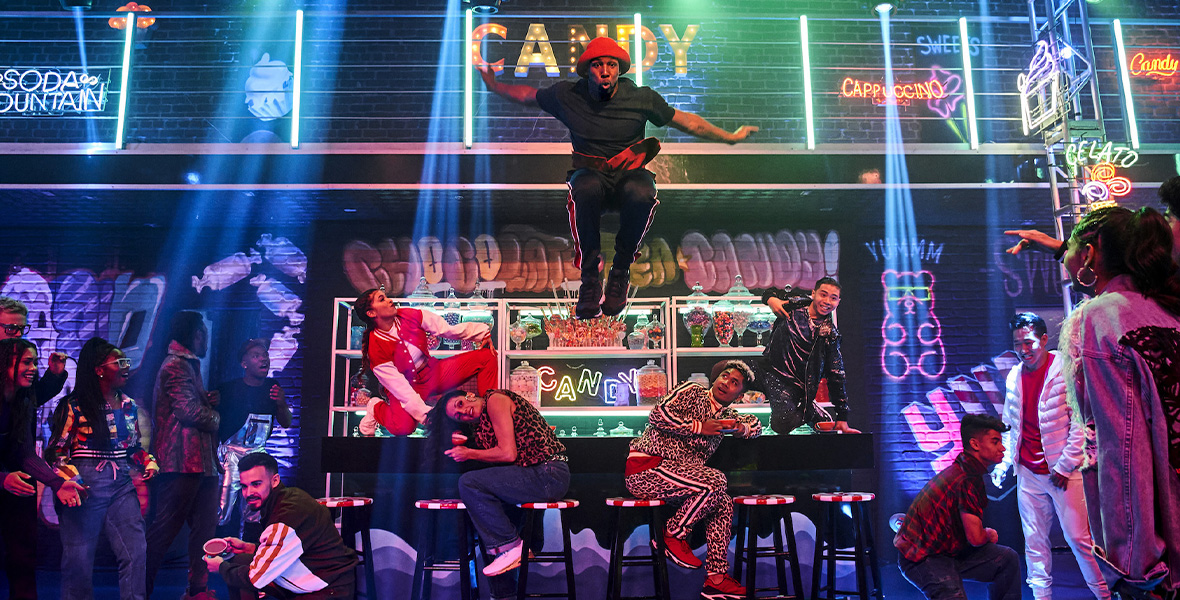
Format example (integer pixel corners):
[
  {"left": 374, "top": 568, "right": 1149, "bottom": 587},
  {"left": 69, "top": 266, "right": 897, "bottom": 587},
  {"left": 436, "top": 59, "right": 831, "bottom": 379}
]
[
  {"left": 1129, "top": 52, "right": 1178, "bottom": 79},
  {"left": 840, "top": 77, "right": 947, "bottom": 105}
]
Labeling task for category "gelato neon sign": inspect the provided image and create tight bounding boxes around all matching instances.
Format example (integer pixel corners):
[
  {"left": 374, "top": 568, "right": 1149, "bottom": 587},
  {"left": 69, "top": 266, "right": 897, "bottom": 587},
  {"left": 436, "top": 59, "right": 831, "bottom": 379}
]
[
  {"left": 1129, "top": 52, "right": 1178, "bottom": 79},
  {"left": 0, "top": 68, "right": 108, "bottom": 115},
  {"left": 840, "top": 77, "right": 947, "bottom": 105},
  {"left": 1063, "top": 141, "right": 1140, "bottom": 169}
]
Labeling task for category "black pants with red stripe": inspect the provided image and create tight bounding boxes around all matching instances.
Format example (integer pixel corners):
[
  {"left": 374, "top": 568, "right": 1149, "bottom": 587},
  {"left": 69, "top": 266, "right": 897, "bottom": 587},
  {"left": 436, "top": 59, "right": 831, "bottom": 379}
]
[{"left": 567, "top": 167, "right": 659, "bottom": 278}]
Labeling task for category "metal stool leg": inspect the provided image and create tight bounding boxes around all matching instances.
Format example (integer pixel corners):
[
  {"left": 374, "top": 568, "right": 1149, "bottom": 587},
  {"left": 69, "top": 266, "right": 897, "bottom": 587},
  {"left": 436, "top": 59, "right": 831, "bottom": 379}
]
[
  {"left": 810, "top": 504, "right": 825, "bottom": 600},
  {"left": 852, "top": 503, "right": 870, "bottom": 600},
  {"left": 734, "top": 505, "right": 747, "bottom": 583},
  {"left": 516, "top": 509, "right": 537, "bottom": 600},
  {"left": 412, "top": 515, "right": 433, "bottom": 600},
  {"left": 784, "top": 510, "right": 804, "bottom": 600},
  {"left": 607, "top": 508, "right": 622, "bottom": 600},
  {"left": 458, "top": 512, "right": 473, "bottom": 600},
  {"left": 746, "top": 506, "right": 759, "bottom": 600},
  {"left": 561, "top": 510, "right": 577, "bottom": 600},
  {"left": 861, "top": 503, "right": 883, "bottom": 600},
  {"left": 771, "top": 507, "right": 789, "bottom": 598},
  {"left": 651, "top": 507, "right": 671, "bottom": 600}
]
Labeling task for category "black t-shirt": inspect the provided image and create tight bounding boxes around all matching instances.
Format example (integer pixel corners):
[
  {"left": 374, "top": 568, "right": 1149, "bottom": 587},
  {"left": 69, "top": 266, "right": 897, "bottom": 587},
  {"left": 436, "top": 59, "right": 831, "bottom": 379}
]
[
  {"left": 536, "top": 78, "right": 676, "bottom": 159},
  {"left": 217, "top": 378, "right": 280, "bottom": 443}
]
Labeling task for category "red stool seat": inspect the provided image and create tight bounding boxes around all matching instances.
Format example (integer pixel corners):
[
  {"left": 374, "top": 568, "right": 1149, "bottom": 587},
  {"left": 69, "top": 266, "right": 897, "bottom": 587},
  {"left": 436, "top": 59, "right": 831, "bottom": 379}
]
[
  {"left": 605, "top": 497, "right": 666, "bottom": 507},
  {"left": 414, "top": 499, "right": 467, "bottom": 510},
  {"left": 318, "top": 496, "right": 374, "bottom": 507},
  {"left": 734, "top": 494, "right": 796, "bottom": 506},
  {"left": 812, "top": 492, "right": 875, "bottom": 502},
  {"left": 517, "top": 499, "right": 579, "bottom": 509}
]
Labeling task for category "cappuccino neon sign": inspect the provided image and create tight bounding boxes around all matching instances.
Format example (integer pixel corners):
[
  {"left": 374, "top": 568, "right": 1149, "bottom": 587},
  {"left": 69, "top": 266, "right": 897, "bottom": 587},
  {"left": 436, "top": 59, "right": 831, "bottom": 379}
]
[
  {"left": 0, "top": 68, "right": 109, "bottom": 115},
  {"left": 840, "top": 77, "right": 947, "bottom": 105},
  {"left": 1128, "top": 52, "right": 1178, "bottom": 79}
]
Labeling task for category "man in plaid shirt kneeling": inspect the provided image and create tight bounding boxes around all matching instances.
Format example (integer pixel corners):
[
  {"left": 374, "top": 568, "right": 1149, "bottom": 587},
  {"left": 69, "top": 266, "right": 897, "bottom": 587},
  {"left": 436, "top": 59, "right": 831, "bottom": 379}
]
[{"left": 894, "top": 414, "right": 1021, "bottom": 600}]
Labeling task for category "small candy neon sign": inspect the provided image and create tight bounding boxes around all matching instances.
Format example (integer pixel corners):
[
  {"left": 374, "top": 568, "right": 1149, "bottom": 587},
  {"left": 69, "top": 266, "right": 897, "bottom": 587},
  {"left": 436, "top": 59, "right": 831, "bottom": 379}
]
[{"left": 1129, "top": 52, "right": 1178, "bottom": 79}]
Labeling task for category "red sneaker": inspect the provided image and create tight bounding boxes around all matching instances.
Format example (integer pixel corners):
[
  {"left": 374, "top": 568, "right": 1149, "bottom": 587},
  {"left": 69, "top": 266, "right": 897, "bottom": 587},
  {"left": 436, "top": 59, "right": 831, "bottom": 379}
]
[
  {"left": 701, "top": 574, "right": 747, "bottom": 599},
  {"left": 656, "top": 532, "right": 702, "bottom": 569}
]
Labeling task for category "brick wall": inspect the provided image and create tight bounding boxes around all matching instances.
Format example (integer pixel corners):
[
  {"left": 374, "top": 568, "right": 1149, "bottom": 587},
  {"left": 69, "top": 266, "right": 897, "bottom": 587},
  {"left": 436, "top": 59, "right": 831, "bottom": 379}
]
[{"left": 4, "top": 1, "right": 1179, "bottom": 144}]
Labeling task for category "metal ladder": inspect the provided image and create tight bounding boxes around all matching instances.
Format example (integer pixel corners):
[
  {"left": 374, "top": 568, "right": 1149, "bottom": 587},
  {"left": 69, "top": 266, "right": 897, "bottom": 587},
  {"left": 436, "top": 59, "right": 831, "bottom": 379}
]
[{"left": 1022, "top": 0, "right": 1106, "bottom": 313}]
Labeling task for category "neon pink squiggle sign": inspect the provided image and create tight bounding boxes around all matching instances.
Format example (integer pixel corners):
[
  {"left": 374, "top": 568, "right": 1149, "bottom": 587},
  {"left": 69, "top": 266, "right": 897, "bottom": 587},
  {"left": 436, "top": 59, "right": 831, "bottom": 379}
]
[{"left": 881, "top": 269, "right": 946, "bottom": 380}]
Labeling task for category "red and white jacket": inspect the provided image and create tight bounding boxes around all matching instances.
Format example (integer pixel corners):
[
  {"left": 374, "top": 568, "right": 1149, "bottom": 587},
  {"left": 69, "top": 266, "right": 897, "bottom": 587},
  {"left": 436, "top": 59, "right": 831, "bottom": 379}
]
[{"left": 367, "top": 307, "right": 489, "bottom": 422}]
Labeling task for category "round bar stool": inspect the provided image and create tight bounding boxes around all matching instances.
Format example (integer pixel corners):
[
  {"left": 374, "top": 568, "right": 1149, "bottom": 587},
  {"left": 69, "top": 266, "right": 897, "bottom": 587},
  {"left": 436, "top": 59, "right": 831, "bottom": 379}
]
[
  {"left": 732, "top": 495, "right": 805, "bottom": 600},
  {"left": 317, "top": 496, "right": 377, "bottom": 600},
  {"left": 810, "top": 492, "right": 883, "bottom": 600},
  {"left": 411, "top": 499, "right": 479, "bottom": 600},
  {"left": 516, "top": 499, "right": 579, "bottom": 600},
  {"left": 604, "top": 498, "right": 671, "bottom": 600}
]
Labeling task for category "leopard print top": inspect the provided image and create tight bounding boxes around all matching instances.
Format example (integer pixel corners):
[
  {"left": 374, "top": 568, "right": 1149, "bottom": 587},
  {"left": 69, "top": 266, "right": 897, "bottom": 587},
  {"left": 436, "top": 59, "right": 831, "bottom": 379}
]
[{"left": 471, "top": 390, "right": 567, "bottom": 467}]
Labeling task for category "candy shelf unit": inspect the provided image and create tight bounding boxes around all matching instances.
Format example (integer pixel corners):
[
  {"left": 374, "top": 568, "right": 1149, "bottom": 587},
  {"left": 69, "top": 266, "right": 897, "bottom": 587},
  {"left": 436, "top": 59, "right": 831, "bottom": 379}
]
[
  {"left": 669, "top": 294, "right": 768, "bottom": 383},
  {"left": 502, "top": 298, "right": 674, "bottom": 410}
]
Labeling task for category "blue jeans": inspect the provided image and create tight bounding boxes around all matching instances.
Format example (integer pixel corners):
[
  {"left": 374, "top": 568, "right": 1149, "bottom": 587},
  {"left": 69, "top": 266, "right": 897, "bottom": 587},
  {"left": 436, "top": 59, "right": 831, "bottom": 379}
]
[
  {"left": 458, "top": 460, "right": 570, "bottom": 600},
  {"left": 57, "top": 457, "right": 147, "bottom": 600},
  {"left": 899, "top": 543, "right": 1021, "bottom": 600}
]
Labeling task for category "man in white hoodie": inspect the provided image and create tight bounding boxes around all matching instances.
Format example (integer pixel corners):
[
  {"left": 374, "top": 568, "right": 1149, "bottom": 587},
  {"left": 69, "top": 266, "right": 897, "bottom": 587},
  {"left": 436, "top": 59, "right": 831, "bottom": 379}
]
[{"left": 992, "top": 312, "right": 1109, "bottom": 600}]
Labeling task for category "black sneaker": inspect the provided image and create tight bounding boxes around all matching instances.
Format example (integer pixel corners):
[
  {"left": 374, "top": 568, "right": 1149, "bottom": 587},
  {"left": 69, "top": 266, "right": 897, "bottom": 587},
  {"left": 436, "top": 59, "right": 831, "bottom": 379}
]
[
  {"left": 601, "top": 267, "right": 630, "bottom": 317},
  {"left": 575, "top": 279, "right": 602, "bottom": 320}
]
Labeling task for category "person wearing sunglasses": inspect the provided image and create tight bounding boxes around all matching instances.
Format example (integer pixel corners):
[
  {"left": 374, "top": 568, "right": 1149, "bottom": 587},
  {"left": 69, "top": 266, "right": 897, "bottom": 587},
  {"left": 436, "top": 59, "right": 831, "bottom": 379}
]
[
  {"left": 0, "top": 296, "right": 70, "bottom": 405},
  {"left": 46, "top": 337, "right": 158, "bottom": 600}
]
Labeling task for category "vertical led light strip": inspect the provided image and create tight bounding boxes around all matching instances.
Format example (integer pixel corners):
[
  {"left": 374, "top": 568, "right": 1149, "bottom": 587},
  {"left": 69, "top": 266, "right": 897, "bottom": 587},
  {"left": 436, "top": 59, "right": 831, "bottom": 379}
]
[
  {"left": 1112, "top": 19, "right": 1140, "bottom": 150},
  {"left": 291, "top": 9, "right": 305, "bottom": 149},
  {"left": 800, "top": 15, "right": 815, "bottom": 150},
  {"left": 958, "top": 17, "right": 979, "bottom": 149},
  {"left": 114, "top": 12, "right": 135, "bottom": 149},
  {"left": 634, "top": 13, "right": 643, "bottom": 87},
  {"left": 464, "top": 8, "right": 473, "bottom": 148}
]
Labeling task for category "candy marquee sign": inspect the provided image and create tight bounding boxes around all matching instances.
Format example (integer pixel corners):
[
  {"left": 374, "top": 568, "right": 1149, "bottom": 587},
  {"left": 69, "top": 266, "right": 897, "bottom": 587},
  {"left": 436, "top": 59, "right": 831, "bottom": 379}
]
[
  {"left": 1128, "top": 52, "right": 1178, "bottom": 79},
  {"left": 0, "top": 68, "right": 109, "bottom": 115},
  {"left": 472, "top": 22, "right": 700, "bottom": 77}
]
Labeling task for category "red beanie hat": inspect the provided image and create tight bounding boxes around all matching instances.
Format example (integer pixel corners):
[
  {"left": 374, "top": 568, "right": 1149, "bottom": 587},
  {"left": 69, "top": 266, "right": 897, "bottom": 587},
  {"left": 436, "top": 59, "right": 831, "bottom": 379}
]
[{"left": 576, "top": 37, "right": 632, "bottom": 78}]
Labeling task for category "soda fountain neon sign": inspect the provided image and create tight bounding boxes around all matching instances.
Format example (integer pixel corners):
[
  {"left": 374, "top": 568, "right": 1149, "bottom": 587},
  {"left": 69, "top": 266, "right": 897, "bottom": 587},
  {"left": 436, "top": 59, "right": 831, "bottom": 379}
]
[
  {"left": 1129, "top": 52, "right": 1178, "bottom": 79},
  {"left": 0, "top": 68, "right": 109, "bottom": 115}
]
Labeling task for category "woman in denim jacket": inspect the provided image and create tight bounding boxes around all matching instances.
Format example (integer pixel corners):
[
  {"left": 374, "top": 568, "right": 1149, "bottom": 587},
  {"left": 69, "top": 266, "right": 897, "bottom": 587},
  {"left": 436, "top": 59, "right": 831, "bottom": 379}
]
[{"left": 1059, "top": 206, "right": 1180, "bottom": 599}]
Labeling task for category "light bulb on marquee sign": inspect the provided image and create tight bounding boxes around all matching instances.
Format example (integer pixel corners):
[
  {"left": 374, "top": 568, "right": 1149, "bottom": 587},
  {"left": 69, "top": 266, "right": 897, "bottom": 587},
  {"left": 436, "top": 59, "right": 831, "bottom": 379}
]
[{"left": 470, "top": 21, "right": 701, "bottom": 77}]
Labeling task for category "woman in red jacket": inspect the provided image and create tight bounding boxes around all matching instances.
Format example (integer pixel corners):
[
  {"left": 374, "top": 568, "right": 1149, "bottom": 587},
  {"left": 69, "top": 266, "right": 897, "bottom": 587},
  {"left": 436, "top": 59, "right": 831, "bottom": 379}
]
[{"left": 352, "top": 287, "right": 498, "bottom": 435}]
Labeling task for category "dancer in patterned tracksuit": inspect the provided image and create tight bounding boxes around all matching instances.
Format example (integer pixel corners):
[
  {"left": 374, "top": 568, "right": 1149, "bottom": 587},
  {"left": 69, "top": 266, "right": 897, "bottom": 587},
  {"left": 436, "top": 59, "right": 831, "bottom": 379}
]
[{"left": 625, "top": 360, "right": 761, "bottom": 599}]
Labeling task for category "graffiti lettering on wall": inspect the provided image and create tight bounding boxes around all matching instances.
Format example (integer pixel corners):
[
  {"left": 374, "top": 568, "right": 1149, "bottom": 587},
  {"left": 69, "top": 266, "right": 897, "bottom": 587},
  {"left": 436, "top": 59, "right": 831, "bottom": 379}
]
[
  {"left": 192, "top": 234, "right": 307, "bottom": 376},
  {"left": 993, "top": 240, "right": 1062, "bottom": 299},
  {"left": 342, "top": 227, "right": 840, "bottom": 296},
  {"left": 1, "top": 266, "right": 166, "bottom": 435},
  {"left": 881, "top": 270, "right": 946, "bottom": 380},
  {"left": 1, "top": 266, "right": 165, "bottom": 376},
  {"left": 902, "top": 351, "right": 1017, "bottom": 474}
]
